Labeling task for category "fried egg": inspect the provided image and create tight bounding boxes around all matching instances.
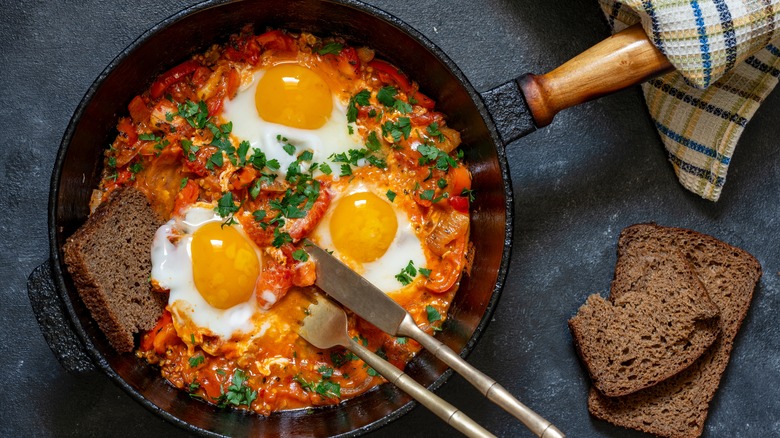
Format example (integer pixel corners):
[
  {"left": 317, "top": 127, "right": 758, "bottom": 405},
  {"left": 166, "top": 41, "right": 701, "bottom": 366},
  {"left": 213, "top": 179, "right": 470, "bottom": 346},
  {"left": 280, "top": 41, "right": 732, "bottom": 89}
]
[
  {"left": 223, "top": 63, "right": 363, "bottom": 176},
  {"left": 150, "top": 204, "right": 267, "bottom": 350},
  {"left": 310, "top": 181, "right": 427, "bottom": 293}
]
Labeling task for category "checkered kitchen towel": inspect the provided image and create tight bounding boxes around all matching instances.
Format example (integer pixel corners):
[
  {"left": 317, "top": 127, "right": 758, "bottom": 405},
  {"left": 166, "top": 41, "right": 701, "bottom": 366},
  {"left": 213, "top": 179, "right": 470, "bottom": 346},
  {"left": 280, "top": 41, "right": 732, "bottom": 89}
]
[{"left": 600, "top": 0, "right": 780, "bottom": 201}]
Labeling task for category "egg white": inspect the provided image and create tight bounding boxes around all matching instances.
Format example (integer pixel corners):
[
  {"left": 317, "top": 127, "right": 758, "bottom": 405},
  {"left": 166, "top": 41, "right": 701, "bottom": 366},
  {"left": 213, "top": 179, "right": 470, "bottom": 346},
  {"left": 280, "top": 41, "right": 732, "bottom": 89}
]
[
  {"left": 310, "top": 182, "right": 427, "bottom": 293},
  {"left": 222, "top": 68, "right": 363, "bottom": 177},
  {"left": 150, "top": 205, "right": 264, "bottom": 342}
]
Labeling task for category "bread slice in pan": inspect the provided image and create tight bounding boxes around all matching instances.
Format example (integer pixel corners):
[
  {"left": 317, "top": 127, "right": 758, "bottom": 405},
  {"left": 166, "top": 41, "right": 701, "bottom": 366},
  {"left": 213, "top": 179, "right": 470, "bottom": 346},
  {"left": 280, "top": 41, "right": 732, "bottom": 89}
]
[
  {"left": 569, "top": 246, "right": 720, "bottom": 397},
  {"left": 63, "top": 187, "right": 167, "bottom": 353},
  {"left": 588, "top": 224, "right": 762, "bottom": 438}
]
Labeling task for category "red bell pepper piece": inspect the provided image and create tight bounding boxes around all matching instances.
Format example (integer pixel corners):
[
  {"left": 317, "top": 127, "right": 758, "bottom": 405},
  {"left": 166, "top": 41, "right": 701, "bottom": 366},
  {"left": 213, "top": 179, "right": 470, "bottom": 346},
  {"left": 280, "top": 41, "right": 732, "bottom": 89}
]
[
  {"left": 336, "top": 46, "right": 361, "bottom": 77},
  {"left": 206, "top": 95, "right": 223, "bottom": 117},
  {"left": 173, "top": 179, "right": 200, "bottom": 215},
  {"left": 448, "top": 195, "right": 469, "bottom": 213},
  {"left": 256, "top": 30, "right": 296, "bottom": 52},
  {"left": 140, "top": 311, "right": 174, "bottom": 352},
  {"left": 409, "top": 90, "right": 435, "bottom": 110},
  {"left": 369, "top": 59, "right": 435, "bottom": 110},
  {"left": 117, "top": 118, "right": 137, "bottom": 145},
  {"left": 127, "top": 96, "right": 151, "bottom": 124},
  {"left": 225, "top": 68, "right": 241, "bottom": 99},
  {"left": 150, "top": 60, "right": 201, "bottom": 99},
  {"left": 369, "top": 59, "right": 412, "bottom": 90}
]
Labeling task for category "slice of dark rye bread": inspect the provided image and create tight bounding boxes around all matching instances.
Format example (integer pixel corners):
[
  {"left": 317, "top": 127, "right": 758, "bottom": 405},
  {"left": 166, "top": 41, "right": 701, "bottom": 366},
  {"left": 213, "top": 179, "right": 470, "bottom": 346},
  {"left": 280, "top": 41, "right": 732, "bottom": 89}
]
[
  {"left": 63, "top": 187, "right": 167, "bottom": 353},
  {"left": 588, "top": 224, "right": 762, "bottom": 438},
  {"left": 569, "top": 248, "right": 721, "bottom": 397}
]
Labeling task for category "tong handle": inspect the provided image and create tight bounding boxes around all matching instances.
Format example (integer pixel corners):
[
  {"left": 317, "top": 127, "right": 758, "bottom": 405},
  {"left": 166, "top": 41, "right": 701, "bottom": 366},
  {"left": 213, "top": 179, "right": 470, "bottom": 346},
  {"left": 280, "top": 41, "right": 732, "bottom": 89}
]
[
  {"left": 399, "top": 316, "right": 565, "bottom": 438},
  {"left": 348, "top": 339, "right": 495, "bottom": 438}
]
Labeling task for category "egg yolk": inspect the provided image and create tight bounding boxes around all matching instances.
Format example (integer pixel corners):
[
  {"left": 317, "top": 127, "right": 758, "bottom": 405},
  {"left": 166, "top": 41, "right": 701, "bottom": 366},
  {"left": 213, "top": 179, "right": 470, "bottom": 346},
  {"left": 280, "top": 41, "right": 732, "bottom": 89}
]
[
  {"left": 191, "top": 222, "right": 260, "bottom": 309},
  {"left": 330, "top": 192, "right": 398, "bottom": 263},
  {"left": 255, "top": 64, "right": 333, "bottom": 130}
]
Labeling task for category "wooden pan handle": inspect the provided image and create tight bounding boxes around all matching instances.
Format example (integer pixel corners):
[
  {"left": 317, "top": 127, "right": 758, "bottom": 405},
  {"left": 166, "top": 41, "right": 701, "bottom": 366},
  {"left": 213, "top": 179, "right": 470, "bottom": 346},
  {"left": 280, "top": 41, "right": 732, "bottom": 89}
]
[{"left": 519, "top": 24, "right": 673, "bottom": 128}]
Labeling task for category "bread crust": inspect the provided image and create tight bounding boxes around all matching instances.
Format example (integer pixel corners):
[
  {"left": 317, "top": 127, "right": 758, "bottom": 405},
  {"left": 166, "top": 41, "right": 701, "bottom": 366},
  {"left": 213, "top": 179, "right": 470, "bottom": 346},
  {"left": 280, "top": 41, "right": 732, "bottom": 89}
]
[
  {"left": 63, "top": 187, "right": 167, "bottom": 353},
  {"left": 587, "top": 224, "right": 762, "bottom": 438},
  {"left": 569, "top": 246, "right": 720, "bottom": 397}
]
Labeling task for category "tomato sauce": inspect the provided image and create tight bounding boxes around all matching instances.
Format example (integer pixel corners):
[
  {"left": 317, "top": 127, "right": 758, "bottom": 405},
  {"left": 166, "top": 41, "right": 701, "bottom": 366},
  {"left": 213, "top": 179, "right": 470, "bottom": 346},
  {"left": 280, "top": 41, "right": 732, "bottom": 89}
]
[{"left": 97, "top": 26, "right": 471, "bottom": 416}]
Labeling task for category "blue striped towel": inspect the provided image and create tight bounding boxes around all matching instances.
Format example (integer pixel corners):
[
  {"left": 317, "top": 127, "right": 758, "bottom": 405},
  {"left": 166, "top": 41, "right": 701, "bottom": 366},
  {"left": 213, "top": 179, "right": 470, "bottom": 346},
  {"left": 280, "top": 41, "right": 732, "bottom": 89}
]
[{"left": 600, "top": 0, "right": 780, "bottom": 201}]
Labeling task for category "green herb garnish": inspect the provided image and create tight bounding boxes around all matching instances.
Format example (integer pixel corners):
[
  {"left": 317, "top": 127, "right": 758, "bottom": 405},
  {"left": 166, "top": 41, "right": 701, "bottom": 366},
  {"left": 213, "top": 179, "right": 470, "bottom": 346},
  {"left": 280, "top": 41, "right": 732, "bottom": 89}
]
[
  {"left": 317, "top": 42, "right": 343, "bottom": 55},
  {"left": 189, "top": 355, "right": 204, "bottom": 368},
  {"left": 426, "top": 305, "right": 441, "bottom": 323},
  {"left": 395, "top": 260, "right": 418, "bottom": 286}
]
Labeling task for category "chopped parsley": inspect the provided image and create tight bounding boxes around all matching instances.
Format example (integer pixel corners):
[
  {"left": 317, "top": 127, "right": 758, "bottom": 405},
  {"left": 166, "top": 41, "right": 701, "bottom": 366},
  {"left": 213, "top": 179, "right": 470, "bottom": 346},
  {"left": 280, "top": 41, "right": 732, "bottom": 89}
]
[
  {"left": 128, "top": 162, "right": 143, "bottom": 174},
  {"left": 278, "top": 135, "right": 296, "bottom": 155},
  {"left": 187, "top": 381, "right": 204, "bottom": 400},
  {"left": 395, "top": 260, "right": 418, "bottom": 286},
  {"left": 318, "top": 162, "right": 332, "bottom": 175},
  {"left": 292, "top": 249, "right": 309, "bottom": 262},
  {"left": 180, "top": 139, "right": 198, "bottom": 161},
  {"left": 426, "top": 122, "right": 445, "bottom": 142},
  {"left": 461, "top": 188, "right": 476, "bottom": 202},
  {"left": 177, "top": 100, "right": 209, "bottom": 129},
  {"left": 353, "top": 89, "right": 371, "bottom": 106},
  {"left": 188, "top": 355, "right": 204, "bottom": 368},
  {"left": 381, "top": 117, "right": 411, "bottom": 143},
  {"left": 393, "top": 99, "right": 413, "bottom": 114},
  {"left": 208, "top": 121, "right": 235, "bottom": 166},
  {"left": 247, "top": 148, "right": 268, "bottom": 169},
  {"left": 376, "top": 86, "right": 412, "bottom": 114},
  {"left": 139, "top": 132, "right": 169, "bottom": 151},
  {"left": 217, "top": 369, "right": 257, "bottom": 408},
  {"left": 386, "top": 190, "right": 396, "bottom": 202},
  {"left": 236, "top": 141, "right": 251, "bottom": 166},
  {"left": 175, "top": 99, "right": 249, "bottom": 167},
  {"left": 206, "top": 150, "right": 224, "bottom": 170},
  {"left": 252, "top": 209, "right": 267, "bottom": 222},
  {"left": 416, "top": 143, "right": 459, "bottom": 171},
  {"left": 346, "top": 89, "right": 371, "bottom": 123},
  {"left": 426, "top": 305, "right": 442, "bottom": 323},
  {"left": 329, "top": 146, "right": 386, "bottom": 174},
  {"left": 272, "top": 227, "right": 293, "bottom": 247},
  {"left": 365, "top": 155, "right": 387, "bottom": 169},
  {"left": 376, "top": 86, "right": 398, "bottom": 107},
  {"left": 419, "top": 267, "right": 432, "bottom": 278},
  {"left": 317, "top": 42, "right": 343, "bottom": 55},
  {"left": 419, "top": 189, "right": 435, "bottom": 201},
  {"left": 419, "top": 189, "right": 448, "bottom": 203},
  {"left": 215, "top": 192, "right": 240, "bottom": 225},
  {"left": 331, "top": 350, "right": 358, "bottom": 367},
  {"left": 354, "top": 335, "right": 369, "bottom": 347},
  {"left": 294, "top": 373, "right": 341, "bottom": 399},
  {"left": 180, "top": 177, "right": 189, "bottom": 190},
  {"left": 366, "top": 131, "right": 381, "bottom": 151},
  {"left": 249, "top": 179, "right": 262, "bottom": 199},
  {"left": 317, "top": 366, "right": 334, "bottom": 378}
]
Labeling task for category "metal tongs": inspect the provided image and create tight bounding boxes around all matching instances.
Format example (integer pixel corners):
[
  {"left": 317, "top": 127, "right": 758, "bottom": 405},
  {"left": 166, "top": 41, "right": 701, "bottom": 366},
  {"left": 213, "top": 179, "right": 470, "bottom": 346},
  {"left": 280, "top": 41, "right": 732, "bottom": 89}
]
[{"left": 302, "top": 241, "right": 565, "bottom": 438}]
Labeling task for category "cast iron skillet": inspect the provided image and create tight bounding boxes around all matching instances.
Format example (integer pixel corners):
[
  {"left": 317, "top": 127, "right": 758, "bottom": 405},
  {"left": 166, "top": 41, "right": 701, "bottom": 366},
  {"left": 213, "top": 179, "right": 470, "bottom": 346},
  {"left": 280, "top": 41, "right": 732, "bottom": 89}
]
[{"left": 26, "top": 0, "right": 670, "bottom": 436}]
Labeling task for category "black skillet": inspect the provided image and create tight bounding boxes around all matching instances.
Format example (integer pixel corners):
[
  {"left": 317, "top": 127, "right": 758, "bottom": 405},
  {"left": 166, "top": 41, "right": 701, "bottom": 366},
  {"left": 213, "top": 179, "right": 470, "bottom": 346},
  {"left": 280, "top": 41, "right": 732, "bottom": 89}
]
[{"left": 26, "top": 0, "right": 672, "bottom": 436}]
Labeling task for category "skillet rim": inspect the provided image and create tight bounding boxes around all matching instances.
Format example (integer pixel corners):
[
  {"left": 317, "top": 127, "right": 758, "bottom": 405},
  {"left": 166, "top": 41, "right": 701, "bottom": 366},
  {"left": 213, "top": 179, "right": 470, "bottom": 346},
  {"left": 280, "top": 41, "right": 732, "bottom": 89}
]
[{"left": 46, "top": 0, "right": 515, "bottom": 435}]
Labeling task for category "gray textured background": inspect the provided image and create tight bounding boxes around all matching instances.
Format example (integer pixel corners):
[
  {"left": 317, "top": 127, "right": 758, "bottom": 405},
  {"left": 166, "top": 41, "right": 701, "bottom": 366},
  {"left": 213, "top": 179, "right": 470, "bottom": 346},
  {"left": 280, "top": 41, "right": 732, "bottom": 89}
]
[{"left": 2, "top": 0, "right": 778, "bottom": 436}]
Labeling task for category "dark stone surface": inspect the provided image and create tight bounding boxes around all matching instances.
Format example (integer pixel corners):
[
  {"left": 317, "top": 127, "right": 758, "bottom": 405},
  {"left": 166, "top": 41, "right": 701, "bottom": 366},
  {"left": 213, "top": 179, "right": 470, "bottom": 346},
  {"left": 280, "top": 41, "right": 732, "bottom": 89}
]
[{"left": 3, "top": 0, "right": 778, "bottom": 437}]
